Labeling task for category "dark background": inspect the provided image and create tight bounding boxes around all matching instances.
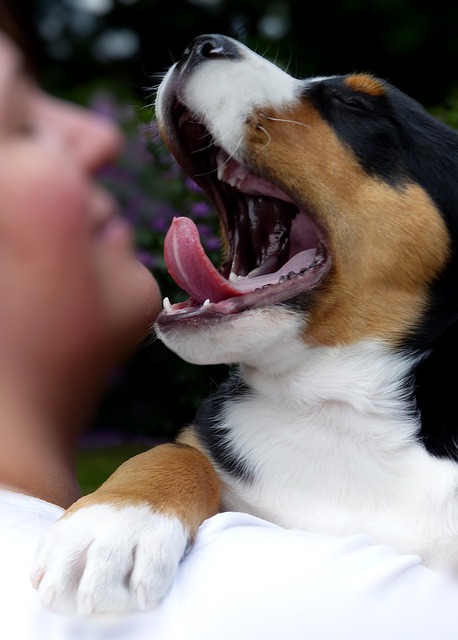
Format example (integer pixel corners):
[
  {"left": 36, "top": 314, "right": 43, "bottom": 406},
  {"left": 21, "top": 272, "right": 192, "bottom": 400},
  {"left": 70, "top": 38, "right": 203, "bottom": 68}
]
[
  {"left": 6, "top": 0, "right": 458, "bottom": 442},
  {"left": 28, "top": 0, "right": 458, "bottom": 108}
]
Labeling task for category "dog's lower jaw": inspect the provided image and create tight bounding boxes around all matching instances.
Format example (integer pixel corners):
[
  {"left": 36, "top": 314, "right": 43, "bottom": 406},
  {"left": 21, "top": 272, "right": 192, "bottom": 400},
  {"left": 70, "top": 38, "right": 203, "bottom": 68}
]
[{"left": 155, "top": 305, "right": 310, "bottom": 368}]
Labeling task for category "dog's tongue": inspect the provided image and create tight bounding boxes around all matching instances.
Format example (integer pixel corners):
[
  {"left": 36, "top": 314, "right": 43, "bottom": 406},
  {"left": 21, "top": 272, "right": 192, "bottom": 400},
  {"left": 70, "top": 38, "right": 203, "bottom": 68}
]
[
  {"left": 164, "top": 216, "right": 318, "bottom": 304},
  {"left": 164, "top": 217, "right": 242, "bottom": 303}
]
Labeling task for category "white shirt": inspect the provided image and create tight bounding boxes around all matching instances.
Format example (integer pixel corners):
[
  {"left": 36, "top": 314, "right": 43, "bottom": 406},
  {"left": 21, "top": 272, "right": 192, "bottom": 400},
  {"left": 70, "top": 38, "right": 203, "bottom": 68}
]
[{"left": 1, "top": 487, "right": 458, "bottom": 640}]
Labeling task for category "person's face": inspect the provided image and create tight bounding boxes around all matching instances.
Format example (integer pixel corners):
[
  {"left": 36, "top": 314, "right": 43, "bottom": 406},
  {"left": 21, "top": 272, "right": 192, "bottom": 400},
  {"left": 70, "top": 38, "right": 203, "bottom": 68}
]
[{"left": 0, "top": 33, "right": 161, "bottom": 373}]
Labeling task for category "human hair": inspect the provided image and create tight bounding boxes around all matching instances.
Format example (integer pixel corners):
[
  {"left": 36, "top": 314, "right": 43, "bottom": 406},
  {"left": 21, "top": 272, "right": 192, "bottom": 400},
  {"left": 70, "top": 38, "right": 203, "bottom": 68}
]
[{"left": 0, "top": 1, "right": 39, "bottom": 74}]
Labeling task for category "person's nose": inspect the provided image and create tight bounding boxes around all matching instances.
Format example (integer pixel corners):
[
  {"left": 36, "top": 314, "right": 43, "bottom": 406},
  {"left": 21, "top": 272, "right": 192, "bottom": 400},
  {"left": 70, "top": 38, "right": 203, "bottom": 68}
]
[{"left": 44, "top": 96, "right": 124, "bottom": 173}]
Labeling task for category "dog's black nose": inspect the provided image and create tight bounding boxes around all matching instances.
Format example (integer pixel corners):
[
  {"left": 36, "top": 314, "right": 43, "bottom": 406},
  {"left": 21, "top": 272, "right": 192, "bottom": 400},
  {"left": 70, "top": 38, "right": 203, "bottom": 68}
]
[{"left": 180, "top": 34, "right": 242, "bottom": 67}]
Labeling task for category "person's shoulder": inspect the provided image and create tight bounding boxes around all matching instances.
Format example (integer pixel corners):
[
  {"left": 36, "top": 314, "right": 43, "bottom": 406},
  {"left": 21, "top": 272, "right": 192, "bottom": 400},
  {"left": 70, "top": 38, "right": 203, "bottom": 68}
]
[
  {"left": 0, "top": 487, "right": 62, "bottom": 522},
  {"left": 0, "top": 488, "right": 62, "bottom": 549}
]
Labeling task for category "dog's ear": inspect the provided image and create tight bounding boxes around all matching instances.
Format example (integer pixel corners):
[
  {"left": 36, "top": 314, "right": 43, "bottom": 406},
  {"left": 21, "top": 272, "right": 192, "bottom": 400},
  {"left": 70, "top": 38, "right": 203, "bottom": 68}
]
[
  {"left": 395, "top": 86, "right": 458, "bottom": 457},
  {"left": 344, "top": 74, "right": 386, "bottom": 97}
]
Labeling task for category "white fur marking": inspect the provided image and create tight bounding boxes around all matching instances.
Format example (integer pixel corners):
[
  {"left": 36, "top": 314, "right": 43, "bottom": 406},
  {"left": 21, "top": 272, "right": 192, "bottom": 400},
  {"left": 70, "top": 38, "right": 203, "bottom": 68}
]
[
  {"left": 31, "top": 504, "right": 189, "bottom": 616},
  {"left": 156, "top": 37, "right": 301, "bottom": 159},
  {"left": 213, "top": 341, "right": 458, "bottom": 569}
]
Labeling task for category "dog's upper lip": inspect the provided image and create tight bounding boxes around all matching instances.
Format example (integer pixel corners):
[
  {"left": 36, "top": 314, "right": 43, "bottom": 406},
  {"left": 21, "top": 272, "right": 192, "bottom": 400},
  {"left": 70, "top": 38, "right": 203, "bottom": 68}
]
[{"left": 216, "top": 149, "right": 293, "bottom": 201}]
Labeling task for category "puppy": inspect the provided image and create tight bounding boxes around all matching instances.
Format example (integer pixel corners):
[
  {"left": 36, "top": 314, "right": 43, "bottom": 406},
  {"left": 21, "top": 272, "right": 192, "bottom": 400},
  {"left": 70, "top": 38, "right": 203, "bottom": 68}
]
[{"left": 32, "top": 33, "right": 458, "bottom": 616}]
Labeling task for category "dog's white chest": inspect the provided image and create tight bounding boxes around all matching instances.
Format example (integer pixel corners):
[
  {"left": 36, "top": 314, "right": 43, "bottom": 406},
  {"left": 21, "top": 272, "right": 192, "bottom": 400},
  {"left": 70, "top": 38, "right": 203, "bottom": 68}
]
[{"left": 213, "top": 342, "right": 458, "bottom": 566}]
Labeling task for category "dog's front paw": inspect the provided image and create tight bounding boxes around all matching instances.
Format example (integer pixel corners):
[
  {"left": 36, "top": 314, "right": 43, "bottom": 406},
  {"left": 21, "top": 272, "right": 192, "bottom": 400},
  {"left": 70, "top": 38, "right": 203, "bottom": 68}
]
[{"left": 31, "top": 503, "right": 189, "bottom": 616}]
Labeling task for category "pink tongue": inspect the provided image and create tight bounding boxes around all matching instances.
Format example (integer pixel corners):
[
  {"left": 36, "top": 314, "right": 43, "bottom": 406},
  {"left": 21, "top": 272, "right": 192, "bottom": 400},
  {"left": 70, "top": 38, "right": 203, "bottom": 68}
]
[{"left": 164, "top": 217, "right": 242, "bottom": 303}]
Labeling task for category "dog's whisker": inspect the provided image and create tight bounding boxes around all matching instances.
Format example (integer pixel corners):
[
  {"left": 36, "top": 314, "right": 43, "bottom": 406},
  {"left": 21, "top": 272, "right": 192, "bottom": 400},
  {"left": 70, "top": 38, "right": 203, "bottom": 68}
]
[
  {"left": 145, "top": 326, "right": 160, "bottom": 346},
  {"left": 140, "top": 101, "right": 156, "bottom": 111},
  {"left": 255, "top": 125, "right": 272, "bottom": 153},
  {"left": 193, "top": 134, "right": 245, "bottom": 178},
  {"left": 265, "top": 116, "right": 310, "bottom": 128},
  {"left": 190, "top": 140, "right": 214, "bottom": 156},
  {"left": 206, "top": 129, "right": 244, "bottom": 155},
  {"left": 218, "top": 135, "right": 245, "bottom": 164}
]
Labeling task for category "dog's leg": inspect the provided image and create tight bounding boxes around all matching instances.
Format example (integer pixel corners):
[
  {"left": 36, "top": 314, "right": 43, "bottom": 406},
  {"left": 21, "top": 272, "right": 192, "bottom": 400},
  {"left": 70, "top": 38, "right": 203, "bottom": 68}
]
[{"left": 31, "top": 439, "right": 220, "bottom": 616}]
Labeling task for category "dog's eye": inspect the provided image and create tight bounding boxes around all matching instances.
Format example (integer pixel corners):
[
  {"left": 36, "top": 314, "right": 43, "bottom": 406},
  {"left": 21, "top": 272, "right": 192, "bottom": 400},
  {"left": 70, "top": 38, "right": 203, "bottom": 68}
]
[{"left": 332, "top": 93, "right": 370, "bottom": 112}]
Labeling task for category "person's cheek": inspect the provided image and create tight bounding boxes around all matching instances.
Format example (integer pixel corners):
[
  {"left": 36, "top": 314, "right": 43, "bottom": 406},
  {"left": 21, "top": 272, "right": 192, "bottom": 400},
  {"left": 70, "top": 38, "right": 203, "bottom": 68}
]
[{"left": 0, "top": 146, "right": 91, "bottom": 246}]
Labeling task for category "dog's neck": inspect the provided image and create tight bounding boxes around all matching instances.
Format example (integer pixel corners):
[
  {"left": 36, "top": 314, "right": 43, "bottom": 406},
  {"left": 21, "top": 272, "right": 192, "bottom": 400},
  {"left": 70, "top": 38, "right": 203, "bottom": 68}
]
[{"left": 241, "top": 339, "right": 419, "bottom": 424}]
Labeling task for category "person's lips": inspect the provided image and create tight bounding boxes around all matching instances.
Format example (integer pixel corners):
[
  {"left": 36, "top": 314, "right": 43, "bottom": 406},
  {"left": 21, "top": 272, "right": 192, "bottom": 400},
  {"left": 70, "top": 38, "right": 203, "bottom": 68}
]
[{"left": 92, "top": 189, "right": 133, "bottom": 244}]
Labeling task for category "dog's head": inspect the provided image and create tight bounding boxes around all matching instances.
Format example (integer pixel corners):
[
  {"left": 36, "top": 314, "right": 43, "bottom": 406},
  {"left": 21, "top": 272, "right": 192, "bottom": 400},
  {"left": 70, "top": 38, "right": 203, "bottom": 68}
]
[
  {"left": 155, "top": 34, "right": 458, "bottom": 365},
  {"left": 155, "top": 34, "right": 458, "bottom": 402}
]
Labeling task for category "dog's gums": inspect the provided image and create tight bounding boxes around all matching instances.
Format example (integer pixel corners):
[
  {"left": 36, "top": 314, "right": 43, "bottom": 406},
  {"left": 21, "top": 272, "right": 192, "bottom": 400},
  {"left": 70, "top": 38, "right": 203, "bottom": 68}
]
[{"left": 160, "top": 118, "right": 330, "bottom": 320}]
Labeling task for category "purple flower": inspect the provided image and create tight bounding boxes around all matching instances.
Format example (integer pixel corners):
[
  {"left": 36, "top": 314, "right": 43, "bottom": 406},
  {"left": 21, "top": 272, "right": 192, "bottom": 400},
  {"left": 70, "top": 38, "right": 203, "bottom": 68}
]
[
  {"left": 136, "top": 250, "right": 160, "bottom": 270},
  {"left": 89, "top": 91, "right": 133, "bottom": 122},
  {"left": 184, "top": 176, "right": 204, "bottom": 193},
  {"left": 191, "top": 200, "right": 213, "bottom": 218},
  {"left": 204, "top": 236, "right": 222, "bottom": 251},
  {"left": 87, "top": 89, "right": 221, "bottom": 270}
]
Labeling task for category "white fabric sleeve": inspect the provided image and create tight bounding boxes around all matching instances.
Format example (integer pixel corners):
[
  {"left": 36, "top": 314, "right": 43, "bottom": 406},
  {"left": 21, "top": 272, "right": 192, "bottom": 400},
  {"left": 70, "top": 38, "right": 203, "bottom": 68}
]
[
  {"left": 161, "top": 512, "right": 458, "bottom": 640},
  {"left": 3, "top": 499, "right": 458, "bottom": 640}
]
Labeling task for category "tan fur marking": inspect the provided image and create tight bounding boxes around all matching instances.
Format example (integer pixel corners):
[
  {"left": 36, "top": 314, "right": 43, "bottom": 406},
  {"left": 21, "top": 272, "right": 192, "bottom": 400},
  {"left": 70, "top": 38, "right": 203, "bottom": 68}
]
[
  {"left": 345, "top": 73, "right": 385, "bottom": 96},
  {"left": 176, "top": 425, "right": 206, "bottom": 451},
  {"left": 247, "top": 102, "right": 450, "bottom": 346},
  {"left": 64, "top": 440, "right": 220, "bottom": 538}
]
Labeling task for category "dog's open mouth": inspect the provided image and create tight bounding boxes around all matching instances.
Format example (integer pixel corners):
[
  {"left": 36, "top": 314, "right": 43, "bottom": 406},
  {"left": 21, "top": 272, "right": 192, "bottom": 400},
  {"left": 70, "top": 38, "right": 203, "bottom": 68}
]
[{"left": 158, "top": 102, "right": 331, "bottom": 321}]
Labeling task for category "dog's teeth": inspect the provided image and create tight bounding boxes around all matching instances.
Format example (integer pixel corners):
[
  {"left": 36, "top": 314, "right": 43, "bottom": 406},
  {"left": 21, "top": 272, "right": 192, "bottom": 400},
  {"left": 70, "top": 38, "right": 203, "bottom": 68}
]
[
  {"left": 163, "top": 297, "right": 173, "bottom": 313},
  {"left": 229, "top": 272, "right": 246, "bottom": 282},
  {"left": 278, "top": 271, "right": 300, "bottom": 283},
  {"left": 202, "top": 299, "right": 211, "bottom": 307},
  {"left": 222, "top": 174, "right": 240, "bottom": 189}
]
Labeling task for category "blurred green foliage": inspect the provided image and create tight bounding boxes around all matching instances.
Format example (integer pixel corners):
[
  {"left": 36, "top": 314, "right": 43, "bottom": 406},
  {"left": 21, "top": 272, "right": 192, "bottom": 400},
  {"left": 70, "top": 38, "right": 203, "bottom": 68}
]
[{"left": 77, "top": 444, "right": 151, "bottom": 494}]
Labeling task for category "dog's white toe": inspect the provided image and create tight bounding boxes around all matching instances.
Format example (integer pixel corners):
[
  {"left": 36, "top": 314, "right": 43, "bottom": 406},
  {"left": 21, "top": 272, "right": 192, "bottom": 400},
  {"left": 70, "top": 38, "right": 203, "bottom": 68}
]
[{"left": 31, "top": 503, "right": 189, "bottom": 616}]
